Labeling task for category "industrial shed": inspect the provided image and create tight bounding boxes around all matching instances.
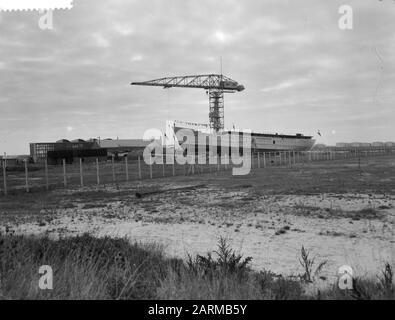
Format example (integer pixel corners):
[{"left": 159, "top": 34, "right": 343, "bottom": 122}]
[
  {"left": 99, "top": 139, "right": 151, "bottom": 159},
  {"left": 47, "top": 148, "right": 108, "bottom": 165}
]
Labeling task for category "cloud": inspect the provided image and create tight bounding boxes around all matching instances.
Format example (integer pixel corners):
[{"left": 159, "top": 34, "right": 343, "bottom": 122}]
[
  {"left": 130, "top": 54, "right": 143, "bottom": 63},
  {"left": 92, "top": 33, "right": 110, "bottom": 48},
  {"left": 260, "top": 78, "right": 310, "bottom": 93},
  {"left": 1, "top": 0, "right": 395, "bottom": 154}
]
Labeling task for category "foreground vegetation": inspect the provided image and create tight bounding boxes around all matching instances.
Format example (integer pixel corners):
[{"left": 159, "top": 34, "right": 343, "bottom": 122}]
[{"left": 0, "top": 234, "right": 393, "bottom": 300}]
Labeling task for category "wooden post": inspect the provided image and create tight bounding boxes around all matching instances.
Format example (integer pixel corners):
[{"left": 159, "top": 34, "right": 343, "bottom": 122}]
[
  {"left": 2, "top": 159, "right": 7, "bottom": 195},
  {"left": 138, "top": 156, "right": 142, "bottom": 180},
  {"left": 285, "top": 152, "right": 288, "bottom": 166},
  {"left": 149, "top": 157, "right": 153, "bottom": 179},
  {"left": 63, "top": 159, "right": 67, "bottom": 187},
  {"left": 257, "top": 152, "right": 261, "bottom": 169},
  {"left": 96, "top": 158, "right": 100, "bottom": 185},
  {"left": 24, "top": 160, "right": 29, "bottom": 193},
  {"left": 79, "top": 158, "right": 84, "bottom": 187},
  {"left": 125, "top": 157, "right": 129, "bottom": 181},
  {"left": 162, "top": 161, "right": 165, "bottom": 177},
  {"left": 112, "top": 155, "right": 116, "bottom": 182},
  {"left": 172, "top": 155, "right": 175, "bottom": 176},
  {"left": 263, "top": 153, "right": 266, "bottom": 168},
  {"left": 45, "top": 159, "right": 49, "bottom": 191}
]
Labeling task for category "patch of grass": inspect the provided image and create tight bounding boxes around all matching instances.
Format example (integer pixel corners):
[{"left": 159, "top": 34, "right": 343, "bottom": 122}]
[
  {"left": 0, "top": 233, "right": 180, "bottom": 300},
  {"left": 293, "top": 203, "right": 383, "bottom": 220},
  {"left": 0, "top": 234, "right": 393, "bottom": 300},
  {"left": 318, "top": 264, "right": 394, "bottom": 300},
  {"left": 298, "top": 246, "right": 327, "bottom": 283},
  {"left": 275, "top": 225, "right": 291, "bottom": 236},
  {"left": 186, "top": 237, "right": 252, "bottom": 277}
]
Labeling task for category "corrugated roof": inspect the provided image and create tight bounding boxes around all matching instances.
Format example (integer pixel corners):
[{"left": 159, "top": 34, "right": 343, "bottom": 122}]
[{"left": 99, "top": 139, "right": 151, "bottom": 149}]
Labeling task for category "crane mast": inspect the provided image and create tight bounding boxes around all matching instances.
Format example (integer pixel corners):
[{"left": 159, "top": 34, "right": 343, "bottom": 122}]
[{"left": 131, "top": 74, "right": 245, "bottom": 132}]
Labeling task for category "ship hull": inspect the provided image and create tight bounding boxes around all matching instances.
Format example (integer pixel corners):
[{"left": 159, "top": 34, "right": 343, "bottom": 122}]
[
  {"left": 167, "top": 121, "right": 315, "bottom": 153},
  {"left": 249, "top": 133, "right": 315, "bottom": 152}
]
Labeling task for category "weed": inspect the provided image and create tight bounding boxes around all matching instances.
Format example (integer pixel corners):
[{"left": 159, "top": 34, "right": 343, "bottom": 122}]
[{"left": 299, "top": 246, "right": 327, "bottom": 283}]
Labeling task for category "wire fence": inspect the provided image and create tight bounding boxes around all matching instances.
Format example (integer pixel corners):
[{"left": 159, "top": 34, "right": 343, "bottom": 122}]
[{"left": 1, "top": 148, "right": 394, "bottom": 195}]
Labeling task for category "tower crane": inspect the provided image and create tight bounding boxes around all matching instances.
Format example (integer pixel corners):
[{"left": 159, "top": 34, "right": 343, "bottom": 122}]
[{"left": 131, "top": 74, "right": 245, "bottom": 132}]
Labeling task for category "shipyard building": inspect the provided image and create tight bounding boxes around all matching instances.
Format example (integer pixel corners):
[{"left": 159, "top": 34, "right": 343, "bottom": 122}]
[{"left": 29, "top": 138, "right": 150, "bottom": 164}]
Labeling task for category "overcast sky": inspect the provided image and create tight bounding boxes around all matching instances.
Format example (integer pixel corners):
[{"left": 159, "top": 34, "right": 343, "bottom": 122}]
[{"left": 1, "top": 0, "right": 394, "bottom": 154}]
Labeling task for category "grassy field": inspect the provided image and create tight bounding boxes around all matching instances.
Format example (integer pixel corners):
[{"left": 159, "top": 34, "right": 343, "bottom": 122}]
[
  {"left": 2, "top": 151, "right": 393, "bottom": 195},
  {"left": 1, "top": 155, "right": 395, "bottom": 217},
  {"left": 0, "top": 234, "right": 393, "bottom": 300},
  {"left": 0, "top": 155, "right": 394, "bottom": 299}
]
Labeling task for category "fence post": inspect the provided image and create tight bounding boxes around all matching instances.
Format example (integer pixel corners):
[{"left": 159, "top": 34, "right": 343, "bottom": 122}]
[
  {"left": 63, "top": 159, "right": 67, "bottom": 187},
  {"left": 2, "top": 159, "right": 7, "bottom": 195},
  {"left": 162, "top": 161, "right": 165, "bottom": 177},
  {"left": 263, "top": 153, "right": 266, "bottom": 168},
  {"left": 138, "top": 156, "right": 142, "bottom": 179},
  {"left": 125, "top": 156, "right": 129, "bottom": 181},
  {"left": 112, "top": 155, "right": 116, "bottom": 182},
  {"left": 149, "top": 157, "right": 153, "bottom": 179},
  {"left": 257, "top": 152, "right": 261, "bottom": 169},
  {"left": 96, "top": 158, "right": 100, "bottom": 185},
  {"left": 172, "top": 154, "right": 176, "bottom": 177},
  {"left": 79, "top": 158, "right": 84, "bottom": 187},
  {"left": 45, "top": 159, "right": 49, "bottom": 191},
  {"left": 24, "top": 159, "right": 29, "bottom": 193}
]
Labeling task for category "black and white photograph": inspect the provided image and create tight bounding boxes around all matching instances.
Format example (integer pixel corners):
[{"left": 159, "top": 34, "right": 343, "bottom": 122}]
[{"left": 0, "top": 0, "right": 394, "bottom": 307}]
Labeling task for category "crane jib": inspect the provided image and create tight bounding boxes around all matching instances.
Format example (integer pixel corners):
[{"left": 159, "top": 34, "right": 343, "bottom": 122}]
[{"left": 131, "top": 74, "right": 245, "bottom": 132}]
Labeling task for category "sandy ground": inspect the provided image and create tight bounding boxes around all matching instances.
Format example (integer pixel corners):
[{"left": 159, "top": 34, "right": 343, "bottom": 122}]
[{"left": 3, "top": 181, "right": 394, "bottom": 284}]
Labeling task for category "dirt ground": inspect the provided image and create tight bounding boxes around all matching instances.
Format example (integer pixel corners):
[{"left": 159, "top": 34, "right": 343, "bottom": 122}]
[{"left": 1, "top": 156, "right": 394, "bottom": 284}]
